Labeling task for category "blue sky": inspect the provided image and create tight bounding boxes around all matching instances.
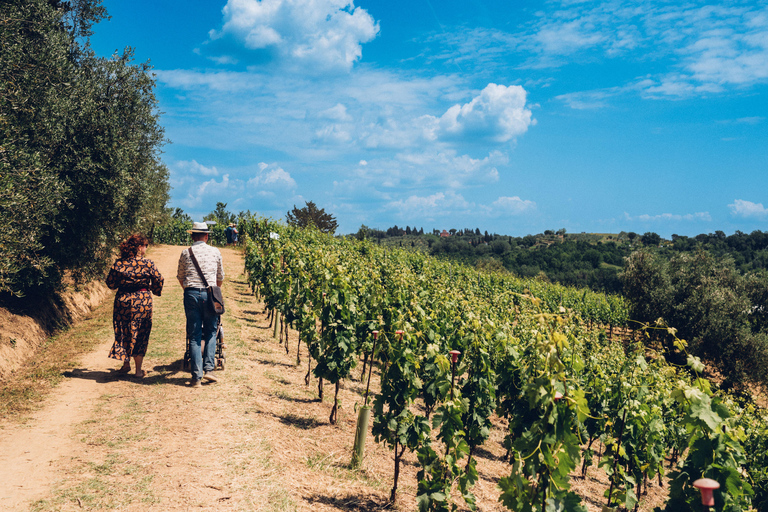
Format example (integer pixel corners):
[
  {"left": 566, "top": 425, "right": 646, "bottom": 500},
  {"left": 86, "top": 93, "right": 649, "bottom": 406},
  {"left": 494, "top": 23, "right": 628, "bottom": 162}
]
[{"left": 90, "top": 0, "right": 768, "bottom": 237}]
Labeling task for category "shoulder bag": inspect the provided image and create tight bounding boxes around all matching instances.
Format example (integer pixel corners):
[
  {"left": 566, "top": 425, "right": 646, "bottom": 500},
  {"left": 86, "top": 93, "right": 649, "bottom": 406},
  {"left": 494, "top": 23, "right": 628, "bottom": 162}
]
[{"left": 188, "top": 247, "right": 225, "bottom": 315}]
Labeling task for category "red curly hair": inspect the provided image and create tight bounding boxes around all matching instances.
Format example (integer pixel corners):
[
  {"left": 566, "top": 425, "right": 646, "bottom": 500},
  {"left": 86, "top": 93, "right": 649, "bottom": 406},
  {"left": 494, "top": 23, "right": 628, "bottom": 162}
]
[{"left": 119, "top": 233, "right": 149, "bottom": 259}]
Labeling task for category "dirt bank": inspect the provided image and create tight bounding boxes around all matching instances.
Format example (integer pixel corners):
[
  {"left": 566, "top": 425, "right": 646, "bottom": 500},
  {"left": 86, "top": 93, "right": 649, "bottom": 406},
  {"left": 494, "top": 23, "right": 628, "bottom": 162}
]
[{"left": 0, "top": 280, "right": 111, "bottom": 381}]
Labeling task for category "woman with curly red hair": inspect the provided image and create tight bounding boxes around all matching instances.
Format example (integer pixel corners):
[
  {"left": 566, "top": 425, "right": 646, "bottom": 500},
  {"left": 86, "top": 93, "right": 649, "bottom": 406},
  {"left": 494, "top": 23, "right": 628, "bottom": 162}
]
[{"left": 106, "top": 233, "right": 164, "bottom": 378}]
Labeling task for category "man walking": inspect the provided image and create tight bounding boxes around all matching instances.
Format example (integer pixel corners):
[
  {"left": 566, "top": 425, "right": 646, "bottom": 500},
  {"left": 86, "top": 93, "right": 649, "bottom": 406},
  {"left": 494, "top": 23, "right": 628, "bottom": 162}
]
[{"left": 177, "top": 222, "right": 225, "bottom": 388}]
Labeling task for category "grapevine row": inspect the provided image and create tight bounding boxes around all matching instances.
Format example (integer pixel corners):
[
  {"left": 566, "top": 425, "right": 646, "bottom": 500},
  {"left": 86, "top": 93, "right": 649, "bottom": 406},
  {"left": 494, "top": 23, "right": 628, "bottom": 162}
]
[{"left": 241, "top": 219, "right": 766, "bottom": 512}]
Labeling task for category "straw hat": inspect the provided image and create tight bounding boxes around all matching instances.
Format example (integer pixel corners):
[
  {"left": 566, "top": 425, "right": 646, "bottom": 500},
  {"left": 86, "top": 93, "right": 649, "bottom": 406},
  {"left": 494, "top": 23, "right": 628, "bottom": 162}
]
[{"left": 187, "top": 221, "right": 210, "bottom": 234}]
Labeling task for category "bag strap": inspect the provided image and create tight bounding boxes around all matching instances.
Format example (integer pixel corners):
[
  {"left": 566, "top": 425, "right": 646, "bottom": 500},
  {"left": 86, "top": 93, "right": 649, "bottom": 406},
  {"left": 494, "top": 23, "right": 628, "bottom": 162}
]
[{"left": 188, "top": 247, "right": 210, "bottom": 288}]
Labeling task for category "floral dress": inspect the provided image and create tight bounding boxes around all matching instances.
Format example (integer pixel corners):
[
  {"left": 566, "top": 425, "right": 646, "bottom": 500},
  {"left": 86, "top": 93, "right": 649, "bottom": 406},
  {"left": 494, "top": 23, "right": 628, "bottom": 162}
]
[{"left": 106, "top": 257, "right": 164, "bottom": 360}]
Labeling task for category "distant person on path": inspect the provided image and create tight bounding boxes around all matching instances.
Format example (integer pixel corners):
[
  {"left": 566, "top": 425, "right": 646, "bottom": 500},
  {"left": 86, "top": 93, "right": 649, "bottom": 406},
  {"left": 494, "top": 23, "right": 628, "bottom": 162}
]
[
  {"left": 225, "top": 224, "right": 234, "bottom": 245},
  {"left": 177, "top": 222, "right": 225, "bottom": 388},
  {"left": 231, "top": 223, "right": 238, "bottom": 246},
  {"left": 106, "top": 233, "right": 164, "bottom": 378}
]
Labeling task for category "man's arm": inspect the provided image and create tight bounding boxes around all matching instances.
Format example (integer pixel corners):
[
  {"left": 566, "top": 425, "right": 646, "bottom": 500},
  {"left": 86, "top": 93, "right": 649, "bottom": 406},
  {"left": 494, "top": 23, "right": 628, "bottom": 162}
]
[{"left": 177, "top": 251, "right": 187, "bottom": 289}]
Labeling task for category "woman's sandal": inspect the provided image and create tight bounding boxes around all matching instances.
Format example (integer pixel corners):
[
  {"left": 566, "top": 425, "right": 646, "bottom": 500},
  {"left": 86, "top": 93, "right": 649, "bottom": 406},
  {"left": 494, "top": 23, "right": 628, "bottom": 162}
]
[
  {"left": 117, "top": 364, "right": 131, "bottom": 374},
  {"left": 135, "top": 370, "right": 146, "bottom": 379}
]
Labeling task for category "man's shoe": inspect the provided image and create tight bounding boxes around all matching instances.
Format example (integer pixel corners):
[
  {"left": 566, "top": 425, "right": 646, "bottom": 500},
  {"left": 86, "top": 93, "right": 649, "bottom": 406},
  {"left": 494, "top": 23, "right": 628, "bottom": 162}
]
[
  {"left": 191, "top": 379, "right": 202, "bottom": 388},
  {"left": 202, "top": 372, "right": 218, "bottom": 383}
]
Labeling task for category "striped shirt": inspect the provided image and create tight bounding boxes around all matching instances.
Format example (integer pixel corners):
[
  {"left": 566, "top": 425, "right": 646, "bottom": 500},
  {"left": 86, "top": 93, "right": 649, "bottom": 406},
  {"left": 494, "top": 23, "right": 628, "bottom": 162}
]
[{"left": 177, "top": 242, "right": 224, "bottom": 288}]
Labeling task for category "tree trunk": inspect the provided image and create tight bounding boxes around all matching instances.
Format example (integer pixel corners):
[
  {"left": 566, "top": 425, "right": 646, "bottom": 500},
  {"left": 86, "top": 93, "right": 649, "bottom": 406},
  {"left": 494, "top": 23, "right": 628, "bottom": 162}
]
[
  {"left": 283, "top": 318, "right": 289, "bottom": 354},
  {"left": 390, "top": 442, "right": 403, "bottom": 503},
  {"left": 273, "top": 311, "right": 281, "bottom": 340},
  {"left": 329, "top": 381, "right": 340, "bottom": 424},
  {"left": 360, "top": 351, "right": 368, "bottom": 382}
]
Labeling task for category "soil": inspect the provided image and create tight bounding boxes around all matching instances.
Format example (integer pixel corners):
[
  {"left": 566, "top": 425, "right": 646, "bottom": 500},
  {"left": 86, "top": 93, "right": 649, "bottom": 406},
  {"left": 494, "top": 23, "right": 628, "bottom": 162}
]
[{"left": 0, "top": 245, "right": 668, "bottom": 511}]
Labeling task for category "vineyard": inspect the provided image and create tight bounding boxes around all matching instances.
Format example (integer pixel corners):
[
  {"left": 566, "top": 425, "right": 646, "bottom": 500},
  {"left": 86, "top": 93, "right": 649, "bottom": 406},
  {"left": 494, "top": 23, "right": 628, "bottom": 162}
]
[{"left": 241, "top": 218, "right": 768, "bottom": 512}]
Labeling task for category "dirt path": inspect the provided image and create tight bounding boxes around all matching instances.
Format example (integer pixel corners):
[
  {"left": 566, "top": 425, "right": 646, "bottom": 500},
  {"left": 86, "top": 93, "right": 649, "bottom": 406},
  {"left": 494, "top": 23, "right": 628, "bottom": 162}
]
[
  {"left": 0, "top": 245, "right": 252, "bottom": 510},
  {"left": 0, "top": 245, "right": 406, "bottom": 511},
  {"left": 0, "top": 335, "right": 119, "bottom": 508},
  {"left": 0, "top": 245, "right": 667, "bottom": 511}
]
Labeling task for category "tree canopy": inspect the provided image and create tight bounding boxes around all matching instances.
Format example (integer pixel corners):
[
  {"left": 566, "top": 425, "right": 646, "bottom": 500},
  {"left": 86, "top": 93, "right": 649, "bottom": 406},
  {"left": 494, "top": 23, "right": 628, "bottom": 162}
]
[
  {"left": 1, "top": 0, "right": 170, "bottom": 300},
  {"left": 621, "top": 248, "right": 768, "bottom": 388},
  {"left": 286, "top": 201, "right": 338, "bottom": 234}
]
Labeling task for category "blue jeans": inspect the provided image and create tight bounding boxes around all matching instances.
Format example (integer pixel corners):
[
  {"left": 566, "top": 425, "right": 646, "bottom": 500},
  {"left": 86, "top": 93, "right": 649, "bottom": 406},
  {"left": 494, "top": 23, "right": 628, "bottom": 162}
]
[{"left": 184, "top": 288, "right": 219, "bottom": 381}]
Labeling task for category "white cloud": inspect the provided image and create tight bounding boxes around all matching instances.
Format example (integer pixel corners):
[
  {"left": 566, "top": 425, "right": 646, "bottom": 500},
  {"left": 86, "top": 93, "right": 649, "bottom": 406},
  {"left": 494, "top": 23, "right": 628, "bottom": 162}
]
[
  {"left": 681, "top": 21, "right": 768, "bottom": 88},
  {"left": 309, "top": 150, "right": 508, "bottom": 197},
  {"left": 314, "top": 124, "right": 352, "bottom": 144},
  {"left": 247, "top": 163, "right": 297, "bottom": 190},
  {"left": 423, "top": 2, "right": 768, "bottom": 101},
  {"left": 206, "top": 0, "right": 380, "bottom": 73},
  {"left": 431, "top": 84, "right": 534, "bottom": 143},
  {"left": 180, "top": 174, "right": 237, "bottom": 209},
  {"left": 383, "top": 191, "right": 536, "bottom": 222},
  {"left": 156, "top": 68, "right": 503, "bottom": 155},
  {"left": 384, "top": 191, "right": 473, "bottom": 219},
  {"left": 555, "top": 87, "right": 623, "bottom": 110},
  {"left": 623, "top": 211, "right": 712, "bottom": 222},
  {"left": 538, "top": 2, "right": 768, "bottom": 90},
  {"left": 318, "top": 103, "right": 352, "bottom": 121},
  {"left": 729, "top": 199, "right": 768, "bottom": 218},
  {"left": 605, "top": 3, "right": 768, "bottom": 96},
  {"left": 735, "top": 116, "right": 765, "bottom": 124},
  {"left": 390, "top": 150, "right": 507, "bottom": 189},
  {"left": 717, "top": 116, "right": 765, "bottom": 125},
  {"left": 487, "top": 196, "right": 537, "bottom": 215},
  {"left": 174, "top": 159, "right": 220, "bottom": 177},
  {"left": 155, "top": 69, "right": 263, "bottom": 92},
  {"left": 533, "top": 17, "right": 608, "bottom": 56},
  {"left": 172, "top": 162, "right": 297, "bottom": 214}
]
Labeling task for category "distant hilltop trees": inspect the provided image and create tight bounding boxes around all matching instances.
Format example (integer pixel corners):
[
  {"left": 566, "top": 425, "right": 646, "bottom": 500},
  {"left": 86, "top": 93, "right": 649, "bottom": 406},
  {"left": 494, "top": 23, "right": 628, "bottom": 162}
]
[{"left": 352, "top": 226, "right": 768, "bottom": 296}]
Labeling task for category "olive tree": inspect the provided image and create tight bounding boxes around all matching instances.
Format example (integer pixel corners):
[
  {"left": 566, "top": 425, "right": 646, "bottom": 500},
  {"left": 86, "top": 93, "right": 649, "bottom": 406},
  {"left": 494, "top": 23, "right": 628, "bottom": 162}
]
[
  {"left": 621, "top": 248, "right": 768, "bottom": 388},
  {"left": 1, "top": 0, "right": 169, "bottom": 299}
]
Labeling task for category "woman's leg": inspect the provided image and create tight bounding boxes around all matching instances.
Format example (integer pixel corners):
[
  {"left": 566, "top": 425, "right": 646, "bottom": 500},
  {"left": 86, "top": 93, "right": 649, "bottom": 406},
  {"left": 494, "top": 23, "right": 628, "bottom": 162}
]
[{"left": 134, "top": 355, "right": 144, "bottom": 377}]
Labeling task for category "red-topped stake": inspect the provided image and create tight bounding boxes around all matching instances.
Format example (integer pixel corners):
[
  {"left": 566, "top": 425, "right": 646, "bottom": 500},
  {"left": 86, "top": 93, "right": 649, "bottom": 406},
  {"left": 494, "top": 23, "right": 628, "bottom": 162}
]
[
  {"left": 395, "top": 330, "right": 404, "bottom": 340},
  {"left": 449, "top": 350, "right": 461, "bottom": 363},
  {"left": 372, "top": 330, "right": 379, "bottom": 339},
  {"left": 693, "top": 478, "right": 720, "bottom": 508}
]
